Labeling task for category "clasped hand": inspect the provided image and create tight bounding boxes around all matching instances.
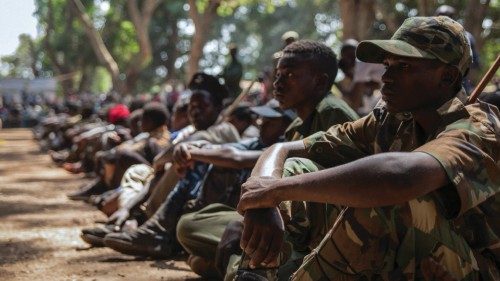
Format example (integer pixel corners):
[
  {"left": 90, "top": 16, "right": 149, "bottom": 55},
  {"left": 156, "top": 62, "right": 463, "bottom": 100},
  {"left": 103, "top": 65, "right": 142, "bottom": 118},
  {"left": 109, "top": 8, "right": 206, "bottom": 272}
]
[
  {"left": 236, "top": 176, "right": 285, "bottom": 269},
  {"left": 237, "top": 176, "right": 281, "bottom": 214},
  {"left": 172, "top": 143, "right": 195, "bottom": 177}
]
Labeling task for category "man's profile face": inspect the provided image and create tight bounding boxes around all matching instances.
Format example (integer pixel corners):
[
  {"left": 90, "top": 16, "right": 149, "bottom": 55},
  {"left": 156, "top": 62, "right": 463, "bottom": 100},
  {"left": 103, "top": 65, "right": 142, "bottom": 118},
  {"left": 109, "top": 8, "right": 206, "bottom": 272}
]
[
  {"left": 273, "top": 55, "right": 318, "bottom": 111},
  {"left": 381, "top": 56, "right": 447, "bottom": 113}
]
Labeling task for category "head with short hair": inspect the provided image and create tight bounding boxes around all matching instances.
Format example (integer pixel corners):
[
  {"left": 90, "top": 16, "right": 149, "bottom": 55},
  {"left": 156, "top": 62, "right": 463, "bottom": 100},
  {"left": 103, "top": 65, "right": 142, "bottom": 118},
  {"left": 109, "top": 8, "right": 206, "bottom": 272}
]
[
  {"left": 141, "top": 102, "right": 169, "bottom": 132},
  {"left": 188, "top": 72, "right": 228, "bottom": 108},
  {"left": 187, "top": 72, "right": 227, "bottom": 130},
  {"left": 339, "top": 39, "right": 359, "bottom": 78},
  {"left": 281, "top": 40, "right": 338, "bottom": 88},
  {"left": 228, "top": 43, "right": 238, "bottom": 57},
  {"left": 273, "top": 41, "right": 338, "bottom": 114},
  {"left": 129, "top": 97, "right": 147, "bottom": 112}
]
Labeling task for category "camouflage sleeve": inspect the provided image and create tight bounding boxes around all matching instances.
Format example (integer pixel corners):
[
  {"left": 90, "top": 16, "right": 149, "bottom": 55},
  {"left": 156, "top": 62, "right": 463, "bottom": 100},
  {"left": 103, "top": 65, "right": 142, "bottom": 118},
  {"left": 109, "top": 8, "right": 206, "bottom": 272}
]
[
  {"left": 320, "top": 106, "right": 359, "bottom": 128},
  {"left": 302, "top": 114, "right": 377, "bottom": 168},
  {"left": 415, "top": 119, "right": 500, "bottom": 218}
]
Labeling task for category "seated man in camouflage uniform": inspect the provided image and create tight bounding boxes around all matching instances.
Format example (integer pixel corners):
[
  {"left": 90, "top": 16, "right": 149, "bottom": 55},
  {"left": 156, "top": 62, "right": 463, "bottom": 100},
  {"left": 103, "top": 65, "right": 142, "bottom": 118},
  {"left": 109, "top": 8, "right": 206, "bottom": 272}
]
[
  {"left": 175, "top": 40, "right": 359, "bottom": 280},
  {"left": 237, "top": 17, "right": 500, "bottom": 281}
]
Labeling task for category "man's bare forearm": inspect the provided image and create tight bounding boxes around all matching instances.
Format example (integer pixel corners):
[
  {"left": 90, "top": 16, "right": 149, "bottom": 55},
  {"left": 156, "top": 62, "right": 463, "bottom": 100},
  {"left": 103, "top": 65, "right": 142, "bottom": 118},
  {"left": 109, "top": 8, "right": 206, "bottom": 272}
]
[
  {"left": 243, "top": 141, "right": 308, "bottom": 227},
  {"left": 189, "top": 146, "right": 263, "bottom": 169},
  {"left": 271, "top": 152, "right": 449, "bottom": 208},
  {"left": 250, "top": 141, "right": 307, "bottom": 178}
]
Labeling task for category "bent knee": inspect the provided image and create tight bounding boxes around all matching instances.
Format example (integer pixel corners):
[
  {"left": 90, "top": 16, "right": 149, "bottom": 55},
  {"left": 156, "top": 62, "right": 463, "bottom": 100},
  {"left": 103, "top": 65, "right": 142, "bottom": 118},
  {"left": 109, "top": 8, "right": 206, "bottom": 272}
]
[{"left": 176, "top": 212, "right": 197, "bottom": 246}]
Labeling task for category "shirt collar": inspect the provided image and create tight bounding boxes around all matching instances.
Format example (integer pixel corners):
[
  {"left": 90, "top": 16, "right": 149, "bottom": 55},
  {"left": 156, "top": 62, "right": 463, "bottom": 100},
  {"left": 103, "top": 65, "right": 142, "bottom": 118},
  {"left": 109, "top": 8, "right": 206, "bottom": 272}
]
[
  {"left": 295, "top": 93, "right": 331, "bottom": 136},
  {"left": 373, "top": 88, "right": 469, "bottom": 123}
]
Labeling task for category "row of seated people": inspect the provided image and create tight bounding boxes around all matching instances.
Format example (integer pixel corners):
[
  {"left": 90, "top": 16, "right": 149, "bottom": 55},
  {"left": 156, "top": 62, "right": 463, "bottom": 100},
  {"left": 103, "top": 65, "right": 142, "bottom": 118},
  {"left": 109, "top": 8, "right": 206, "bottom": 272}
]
[
  {"left": 44, "top": 18, "right": 500, "bottom": 281},
  {"left": 61, "top": 40, "right": 358, "bottom": 280}
]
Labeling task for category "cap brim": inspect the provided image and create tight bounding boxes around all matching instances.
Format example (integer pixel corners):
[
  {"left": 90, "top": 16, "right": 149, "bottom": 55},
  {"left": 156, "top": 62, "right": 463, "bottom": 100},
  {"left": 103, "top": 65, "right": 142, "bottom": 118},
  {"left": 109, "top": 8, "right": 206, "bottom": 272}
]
[
  {"left": 250, "top": 106, "right": 282, "bottom": 118},
  {"left": 356, "top": 40, "right": 436, "bottom": 63}
]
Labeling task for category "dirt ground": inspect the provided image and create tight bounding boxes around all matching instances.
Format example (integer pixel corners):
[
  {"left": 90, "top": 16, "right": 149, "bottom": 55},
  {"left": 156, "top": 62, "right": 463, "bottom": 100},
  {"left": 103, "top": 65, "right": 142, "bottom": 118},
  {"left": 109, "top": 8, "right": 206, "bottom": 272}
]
[{"left": 0, "top": 129, "right": 199, "bottom": 281}]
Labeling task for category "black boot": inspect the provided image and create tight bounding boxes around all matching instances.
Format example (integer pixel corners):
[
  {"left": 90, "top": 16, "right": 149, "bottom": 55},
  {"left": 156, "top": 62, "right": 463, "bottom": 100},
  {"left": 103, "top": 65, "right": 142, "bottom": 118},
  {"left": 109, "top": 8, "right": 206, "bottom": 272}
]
[
  {"left": 81, "top": 224, "right": 116, "bottom": 247},
  {"left": 67, "top": 178, "right": 107, "bottom": 201},
  {"left": 103, "top": 219, "right": 181, "bottom": 259}
]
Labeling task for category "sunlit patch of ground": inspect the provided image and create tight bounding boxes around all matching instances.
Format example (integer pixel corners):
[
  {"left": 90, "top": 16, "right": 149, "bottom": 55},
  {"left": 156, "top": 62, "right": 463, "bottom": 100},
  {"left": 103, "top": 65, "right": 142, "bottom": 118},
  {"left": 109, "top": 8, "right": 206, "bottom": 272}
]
[{"left": 0, "top": 129, "right": 199, "bottom": 281}]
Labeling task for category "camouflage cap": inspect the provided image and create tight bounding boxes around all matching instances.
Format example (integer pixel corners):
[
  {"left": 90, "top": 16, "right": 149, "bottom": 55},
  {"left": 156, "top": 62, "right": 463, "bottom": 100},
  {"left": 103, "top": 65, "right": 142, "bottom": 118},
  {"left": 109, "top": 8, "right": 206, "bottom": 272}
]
[{"left": 356, "top": 16, "right": 471, "bottom": 75}]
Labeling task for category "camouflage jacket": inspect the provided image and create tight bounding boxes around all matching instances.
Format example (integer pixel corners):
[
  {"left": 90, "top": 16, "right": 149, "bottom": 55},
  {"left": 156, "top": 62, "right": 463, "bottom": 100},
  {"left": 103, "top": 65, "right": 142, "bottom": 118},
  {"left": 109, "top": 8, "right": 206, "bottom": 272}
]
[
  {"left": 285, "top": 92, "right": 359, "bottom": 142},
  {"left": 300, "top": 89, "right": 500, "bottom": 280}
]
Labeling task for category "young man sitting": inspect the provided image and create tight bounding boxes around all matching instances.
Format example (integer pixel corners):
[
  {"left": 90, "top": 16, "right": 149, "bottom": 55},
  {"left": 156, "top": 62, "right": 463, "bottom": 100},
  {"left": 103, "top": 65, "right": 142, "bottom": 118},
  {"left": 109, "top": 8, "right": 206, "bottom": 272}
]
[{"left": 237, "top": 17, "right": 499, "bottom": 281}]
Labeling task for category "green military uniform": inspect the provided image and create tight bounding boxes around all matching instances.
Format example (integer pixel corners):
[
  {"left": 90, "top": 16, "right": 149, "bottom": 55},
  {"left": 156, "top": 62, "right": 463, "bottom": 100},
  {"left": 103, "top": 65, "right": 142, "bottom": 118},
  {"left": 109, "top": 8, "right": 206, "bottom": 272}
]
[
  {"left": 176, "top": 93, "right": 359, "bottom": 279},
  {"left": 292, "top": 90, "right": 500, "bottom": 280},
  {"left": 288, "top": 16, "right": 500, "bottom": 281}
]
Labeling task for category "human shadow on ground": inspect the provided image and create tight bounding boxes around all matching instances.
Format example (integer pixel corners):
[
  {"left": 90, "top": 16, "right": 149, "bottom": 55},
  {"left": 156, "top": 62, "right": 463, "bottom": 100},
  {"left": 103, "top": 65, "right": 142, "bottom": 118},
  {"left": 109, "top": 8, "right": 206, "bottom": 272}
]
[
  {"left": 0, "top": 238, "right": 50, "bottom": 266},
  {"left": 67, "top": 252, "right": 148, "bottom": 264},
  {"left": 0, "top": 151, "right": 41, "bottom": 161},
  {"left": 0, "top": 199, "right": 89, "bottom": 218}
]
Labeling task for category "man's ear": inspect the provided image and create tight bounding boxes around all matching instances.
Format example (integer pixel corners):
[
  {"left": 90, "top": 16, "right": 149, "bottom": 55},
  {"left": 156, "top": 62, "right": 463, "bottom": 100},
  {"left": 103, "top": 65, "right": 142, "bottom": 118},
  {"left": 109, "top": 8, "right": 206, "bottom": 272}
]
[{"left": 441, "top": 66, "right": 460, "bottom": 87}]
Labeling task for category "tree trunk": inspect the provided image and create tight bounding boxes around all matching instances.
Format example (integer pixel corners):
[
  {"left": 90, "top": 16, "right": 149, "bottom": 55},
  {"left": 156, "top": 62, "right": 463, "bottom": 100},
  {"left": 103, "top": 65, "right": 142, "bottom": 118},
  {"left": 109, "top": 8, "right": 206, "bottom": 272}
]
[
  {"left": 165, "top": 16, "right": 179, "bottom": 81},
  {"left": 70, "top": 0, "right": 160, "bottom": 95},
  {"left": 339, "top": 0, "right": 376, "bottom": 40},
  {"left": 69, "top": 0, "right": 124, "bottom": 93},
  {"left": 417, "top": 0, "right": 435, "bottom": 16},
  {"left": 60, "top": 77, "right": 75, "bottom": 96},
  {"left": 28, "top": 38, "right": 39, "bottom": 78},
  {"left": 43, "top": 0, "right": 75, "bottom": 95},
  {"left": 375, "top": 1, "right": 399, "bottom": 35},
  {"left": 78, "top": 66, "right": 94, "bottom": 93},
  {"left": 186, "top": 0, "right": 220, "bottom": 81},
  {"left": 464, "top": 0, "right": 490, "bottom": 51},
  {"left": 125, "top": 0, "right": 160, "bottom": 91}
]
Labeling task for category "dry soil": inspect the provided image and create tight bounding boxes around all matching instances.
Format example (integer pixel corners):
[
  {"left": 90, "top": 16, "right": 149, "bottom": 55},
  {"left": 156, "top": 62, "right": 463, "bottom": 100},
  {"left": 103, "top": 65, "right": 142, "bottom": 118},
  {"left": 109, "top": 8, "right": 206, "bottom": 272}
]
[{"left": 0, "top": 128, "right": 199, "bottom": 281}]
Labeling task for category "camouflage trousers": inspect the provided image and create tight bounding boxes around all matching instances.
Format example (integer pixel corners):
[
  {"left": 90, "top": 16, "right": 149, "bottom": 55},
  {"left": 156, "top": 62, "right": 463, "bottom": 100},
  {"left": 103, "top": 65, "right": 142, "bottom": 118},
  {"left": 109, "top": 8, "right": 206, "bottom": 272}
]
[{"left": 240, "top": 158, "right": 480, "bottom": 281}]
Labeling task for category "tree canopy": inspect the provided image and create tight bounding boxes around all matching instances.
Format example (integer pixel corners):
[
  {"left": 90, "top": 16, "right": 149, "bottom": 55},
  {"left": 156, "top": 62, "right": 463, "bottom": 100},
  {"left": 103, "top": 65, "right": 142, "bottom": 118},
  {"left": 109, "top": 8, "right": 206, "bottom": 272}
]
[{"left": 1, "top": 0, "right": 497, "bottom": 96}]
